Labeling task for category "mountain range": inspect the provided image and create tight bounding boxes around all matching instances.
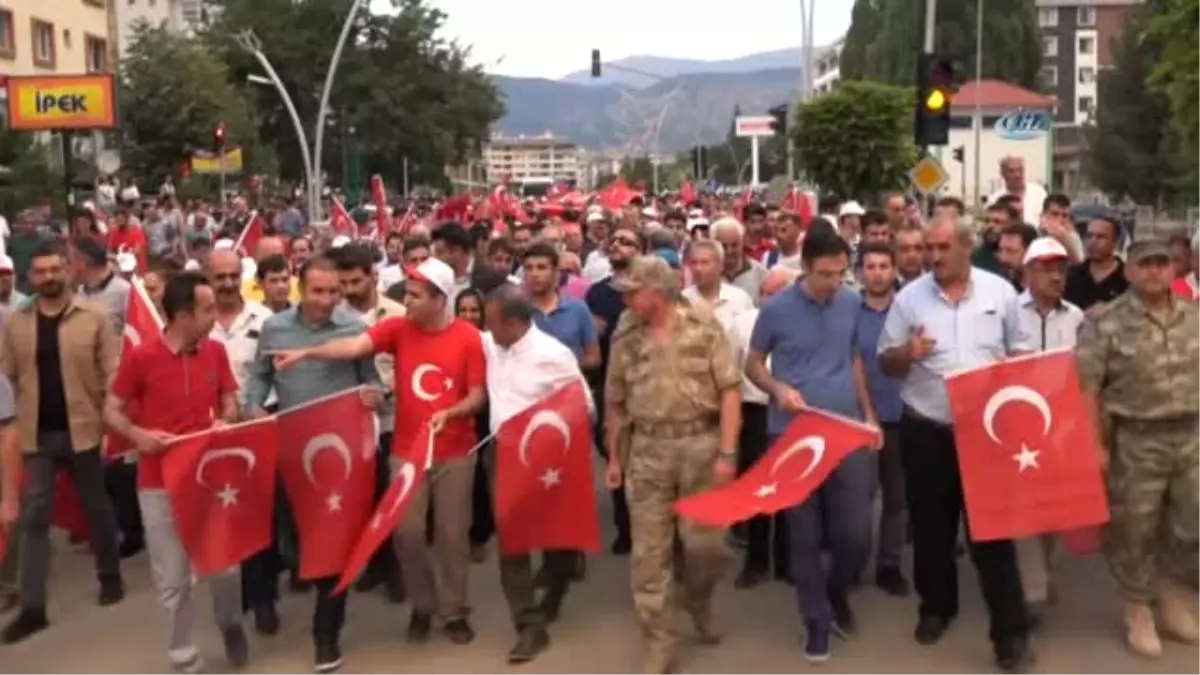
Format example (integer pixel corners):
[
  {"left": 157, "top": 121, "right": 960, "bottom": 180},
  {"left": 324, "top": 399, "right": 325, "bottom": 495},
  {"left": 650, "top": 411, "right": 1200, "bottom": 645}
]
[{"left": 490, "top": 49, "right": 821, "bottom": 153}]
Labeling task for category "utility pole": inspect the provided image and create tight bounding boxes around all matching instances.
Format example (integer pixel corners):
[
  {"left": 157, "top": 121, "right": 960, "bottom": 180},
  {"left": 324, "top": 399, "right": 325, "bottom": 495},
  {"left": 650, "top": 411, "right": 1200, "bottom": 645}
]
[
  {"left": 921, "top": 0, "right": 938, "bottom": 215},
  {"left": 789, "top": 0, "right": 816, "bottom": 182},
  {"left": 972, "top": 0, "right": 984, "bottom": 212}
]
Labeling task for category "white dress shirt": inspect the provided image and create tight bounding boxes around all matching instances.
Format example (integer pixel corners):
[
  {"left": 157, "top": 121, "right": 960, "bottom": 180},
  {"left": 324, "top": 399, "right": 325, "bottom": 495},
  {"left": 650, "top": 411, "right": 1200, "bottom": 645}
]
[
  {"left": 728, "top": 308, "right": 769, "bottom": 405},
  {"left": 683, "top": 282, "right": 755, "bottom": 332},
  {"left": 988, "top": 182, "right": 1048, "bottom": 226},
  {"left": 1015, "top": 291, "right": 1084, "bottom": 351},
  {"left": 210, "top": 300, "right": 272, "bottom": 408},
  {"left": 483, "top": 324, "right": 593, "bottom": 433}
]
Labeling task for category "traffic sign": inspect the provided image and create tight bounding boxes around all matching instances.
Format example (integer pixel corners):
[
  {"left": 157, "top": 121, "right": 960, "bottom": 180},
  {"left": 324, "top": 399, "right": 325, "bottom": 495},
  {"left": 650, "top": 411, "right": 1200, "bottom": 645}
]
[
  {"left": 735, "top": 116, "right": 775, "bottom": 138},
  {"left": 908, "top": 155, "right": 949, "bottom": 195}
]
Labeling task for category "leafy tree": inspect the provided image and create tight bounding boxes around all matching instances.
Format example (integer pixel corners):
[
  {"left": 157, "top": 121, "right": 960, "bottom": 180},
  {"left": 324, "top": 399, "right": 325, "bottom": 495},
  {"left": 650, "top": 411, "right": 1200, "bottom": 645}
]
[
  {"left": 203, "top": 0, "right": 504, "bottom": 189},
  {"left": 0, "top": 130, "right": 58, "bottom": 216},
  {"left": 841, "top": 0, "right": 1041, "bottom": 90},
  {"left": 1087, "top": 2, "right": 1189, "bottom": 205},
  {"left": 791, "top": 81, "right": 916, "bottom": 199},
  {"left": 117, "top": 22, "right": 269, "bottom": 185},
  {"left": 1145, "top": 0, "right": 1199, "bottom": 185}
]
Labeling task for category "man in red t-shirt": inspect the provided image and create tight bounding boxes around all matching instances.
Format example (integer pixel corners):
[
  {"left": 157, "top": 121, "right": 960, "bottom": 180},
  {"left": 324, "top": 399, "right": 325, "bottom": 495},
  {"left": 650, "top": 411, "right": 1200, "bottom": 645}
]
[
  {"left": 105, "top": 271, "right": 249, "bottom": 673},
  {"left": 105, "top": 207, "right": 148, "bottom": 273},
  {"left": 272, "top": 257, "right": 486, "bottom": 645}
]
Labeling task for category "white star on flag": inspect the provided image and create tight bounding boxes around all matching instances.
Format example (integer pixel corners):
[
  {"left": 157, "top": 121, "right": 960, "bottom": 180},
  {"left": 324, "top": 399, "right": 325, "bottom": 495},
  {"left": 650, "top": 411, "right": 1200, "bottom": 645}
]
[
  {"left": 754, "top": 483, "right": 778, "bottom": 498},
  {"left": 538, "top": 467, "right": 561, "bottom": 490},
  {"left": 1012, "top": 445, "right": 1040, "bottom": 473},
  {"left": 216, "top": 483, "right": 239, "bottom": 508},
  {"left": 326, "top": 491, "right": 342, "bottom": 513}
]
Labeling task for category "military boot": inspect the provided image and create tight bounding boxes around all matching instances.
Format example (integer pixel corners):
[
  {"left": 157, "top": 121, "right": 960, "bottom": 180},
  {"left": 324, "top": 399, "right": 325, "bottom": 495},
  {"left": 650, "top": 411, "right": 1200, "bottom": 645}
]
[
  {"left": 1157, "top": 582, "right": 1200, "bottom": 643},
  {"left": 1125, "top": 602, "right": 1163, "bottom": 658}
]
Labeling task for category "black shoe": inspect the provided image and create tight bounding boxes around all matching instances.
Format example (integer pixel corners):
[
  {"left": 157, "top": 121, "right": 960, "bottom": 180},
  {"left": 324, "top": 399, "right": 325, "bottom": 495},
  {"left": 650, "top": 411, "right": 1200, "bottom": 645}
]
[
  {"left": 383, "top": 573, "right": 406, "bottom": 604},
  {"left": 253, "top": 604, "right": 280, "bottom": 636},
  {"left": 98, "top": 576, "right": 125, "bottom": 606},
  {"left": 354, "top": 569, "right": 381, "bottom": 593},
  {"left": 774, "top": 568, "right": 793, "bottom": 586},
  {"left": 914, "top": 614, "right": 952, "bottom": 645},
  {"left": 407, "top": 612, "right": 432, "bottom": 644},
  {"left": 733, "top": 566, "right": 767, "bottom": 590},
  {"left": 610, "top": 537, "right": 631, "bottom": 556},
  {"left": 995, "top": 636, "right": 1032, "bottom": 673},
  {"left": 570, "top": 554, "right": 586, "bottom": 582},
  {"left": 1, "top": 609, "right": 48, "bottom": 645},
  {"left": 831, "top": 594, "right": 856, "bottom": 638},
  {"left": 874, "top": 566, "right": 911, "bottom": 597},
  {"left": 507, "top": 627, "right": 549, "bottom": 664},
  {"left": 538, "top": 589, "right": 566, "bottom": 624},
  {"left": 314, "top": 642, "right": 343, "bottom": 674},
  {"left": 222, "top": 626, "right": 249, "bottom": 669},
  {"left": 444, "top": 618, "right": 475, "bottom": 645},
  {"left": 119, "top": 537, "right": 145, "bottom": 559},
  {"left": 470, "top": 543, "right": 489, "bottom": 564}
]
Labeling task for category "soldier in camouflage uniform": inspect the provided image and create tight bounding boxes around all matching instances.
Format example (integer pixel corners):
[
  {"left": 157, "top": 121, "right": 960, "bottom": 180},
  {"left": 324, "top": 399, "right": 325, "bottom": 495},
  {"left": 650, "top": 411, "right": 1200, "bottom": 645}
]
[
  {"left": 1076, "top": 238, "right": 1199, "bottom": 658},
  {"left": 604, "top": 256, "right": 742, "bottom": 674}
]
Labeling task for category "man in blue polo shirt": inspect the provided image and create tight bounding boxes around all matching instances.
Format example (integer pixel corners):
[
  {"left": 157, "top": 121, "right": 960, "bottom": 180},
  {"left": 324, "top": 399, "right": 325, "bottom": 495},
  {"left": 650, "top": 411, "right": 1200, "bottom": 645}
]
[
  {"left": 745, "top": 230, "right": 881, "bottom": 663},
  {"left": 524, "top": 241, "right": 599, "bottom": 369}
]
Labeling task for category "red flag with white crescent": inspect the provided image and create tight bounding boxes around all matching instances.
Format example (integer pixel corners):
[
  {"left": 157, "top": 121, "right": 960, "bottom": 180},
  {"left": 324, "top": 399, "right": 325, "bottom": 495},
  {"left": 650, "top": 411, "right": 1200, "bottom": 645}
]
[
  {"left": 945, "top": 349, "right": 1109, "bottom": 542},
  {"left": 674, "top": 407, "right": 878, "bottom": 527},
  {"left": 105, "top": 280, "right": 164, "bottom": 461},
  {"left": 160, "top": 419, "right": 279, "bottom": 576},
  {"left": 277, "top": 388, "right": 377, "bottom": 580},
  {"left": 493, "top": 382, "right": 600, "bottom": 555},
  {"left": 333, "top": 425, "right": 436, "bottom": 595},
  {"left": 329, "top": 197, "right": 356, "bottom": 237}
]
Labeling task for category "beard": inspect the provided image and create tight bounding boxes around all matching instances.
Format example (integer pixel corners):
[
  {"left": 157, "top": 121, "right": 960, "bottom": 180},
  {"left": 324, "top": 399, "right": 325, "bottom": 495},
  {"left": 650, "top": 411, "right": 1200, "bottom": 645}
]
[
  {"left": 35, "top": 280, "right": 65, "bottom": 298},
  {"left": 610, "top": 257, "right": 629, "bottom": 271}
]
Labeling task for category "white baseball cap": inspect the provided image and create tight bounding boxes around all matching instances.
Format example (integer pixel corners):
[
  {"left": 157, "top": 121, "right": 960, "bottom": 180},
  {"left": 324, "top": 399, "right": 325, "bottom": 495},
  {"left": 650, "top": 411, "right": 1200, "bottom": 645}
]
[
  {"left": 330, "top": 234, "right": 351, "bottom": 249},
  {"left": 1023, "top": 236, "right": 1069, "bottom": 265},
  {"left": 183, "top": 259, "right": 202, "bottom": 271},
  {"left": 839, "top": 200, "right": 866, "bottom": 218},
  {"left": 409, "top": 257, "right": 455, "bottom": 298},
  {"left": 213, "top": 238, "right": 235, "bottom": 252},
  {"left": 116, "top": 252, "right": 138, "bottom": 274},
  {"left": 0, "top": 254, "right": 13, "bottom": 272}
]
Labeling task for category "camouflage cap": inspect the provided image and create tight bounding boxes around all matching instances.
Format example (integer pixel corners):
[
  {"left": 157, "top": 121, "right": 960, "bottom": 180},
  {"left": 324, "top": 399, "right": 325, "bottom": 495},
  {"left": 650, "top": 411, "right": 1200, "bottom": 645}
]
[
  {"left": 613, "top": 255, "right": 679, "bottom": 294},
  {"left": 1127, "top": 237, "right": 1172, "bottom": 264}
]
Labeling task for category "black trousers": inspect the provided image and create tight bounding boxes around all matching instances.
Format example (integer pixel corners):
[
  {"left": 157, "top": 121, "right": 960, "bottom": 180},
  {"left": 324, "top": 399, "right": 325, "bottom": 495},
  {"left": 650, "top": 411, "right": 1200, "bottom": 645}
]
[
  {"left": 312, "top": 576, "right": 347, "bottom": 646},
  {"left": 592, "top": 385, "right": 630, "bottom": 545},
  {"left": 104, "top": 459, "right": 142, "bottom": 548},
  {"left": 241, "top": 479, "right": 291, "bottom": 610},
  {"left": 899, "top": 408, "right": 1027, "bottom": 644},
  {"left": 738, "top": 402, "right": 788, "bottom": 573},
  {"left": 470, "top": 442, "right": 494, "bottom": 547}
]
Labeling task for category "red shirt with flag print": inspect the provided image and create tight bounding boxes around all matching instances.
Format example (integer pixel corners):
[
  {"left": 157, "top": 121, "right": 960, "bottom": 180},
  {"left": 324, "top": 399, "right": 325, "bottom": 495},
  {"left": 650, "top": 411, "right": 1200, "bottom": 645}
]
[
  {"left": 367, "top": 316, "right": 485, "bottom": 463},
  {"left": 110, "top": 336, "right": 239, "bottom": 490}
]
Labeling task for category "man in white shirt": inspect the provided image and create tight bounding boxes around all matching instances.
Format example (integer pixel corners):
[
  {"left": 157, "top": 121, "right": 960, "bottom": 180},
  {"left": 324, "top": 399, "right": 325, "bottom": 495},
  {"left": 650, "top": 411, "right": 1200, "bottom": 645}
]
[
  {"left": 727, "top": 266, "right": 798, "bottom": 590},
  {"left": 987, "top": 156, "right": 1048, "bottom": 226},
  {"left": 682, "top": 240, "right": 754, "bottom": 331},
  {"left": 481, "top": 284, "right": 592, "bottom": 666}
]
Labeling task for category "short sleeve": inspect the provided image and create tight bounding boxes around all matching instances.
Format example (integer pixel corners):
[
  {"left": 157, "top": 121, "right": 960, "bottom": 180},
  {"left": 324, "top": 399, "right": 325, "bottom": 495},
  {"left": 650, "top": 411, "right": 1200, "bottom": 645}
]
[
  {"left": 708, "top": 324, "right": 741, "bottom": 391},
  {"left": 1074, "top": 316, "right": 1107, "bottom": 393},
  {"left": 367, "top": 315, "right": 403, "bottom": 355},
  {"left": 110, "top": 348, "right": 141, "bottom": 401},
  {"left": 877, "top": 298, "right": 911, "bottom": 354},
  {"left": 748, "top": 304, "right": 776, "bottom": 355},
  {"left": 461, "top": 325, "right": 486, "bottom": 389}
]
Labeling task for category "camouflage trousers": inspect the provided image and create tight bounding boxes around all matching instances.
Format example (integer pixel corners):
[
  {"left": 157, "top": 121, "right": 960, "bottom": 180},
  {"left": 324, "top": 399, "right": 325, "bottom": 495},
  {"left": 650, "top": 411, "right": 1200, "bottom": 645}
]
[
  {"left": 626, "top": 429, "right": 731, "bottom": 649},
  {"left": 1105, "top": 417, "right": 1199, "bottom": 602}
]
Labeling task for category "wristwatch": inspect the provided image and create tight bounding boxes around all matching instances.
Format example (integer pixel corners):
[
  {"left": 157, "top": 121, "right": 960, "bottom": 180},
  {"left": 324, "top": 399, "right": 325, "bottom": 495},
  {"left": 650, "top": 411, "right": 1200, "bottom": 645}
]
[{"left": 718, "top": 448, "right": 737, "bottom": 460}]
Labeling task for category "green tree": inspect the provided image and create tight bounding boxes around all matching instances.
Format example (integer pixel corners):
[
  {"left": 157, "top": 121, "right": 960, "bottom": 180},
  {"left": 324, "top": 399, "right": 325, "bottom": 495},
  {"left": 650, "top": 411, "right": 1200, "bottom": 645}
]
[
  {"left": 118, "top": 22, "right": 268, "bottom": 185},
  {"left": 204, "top": 0, "right": 504, "bottom": 189},
  {"left": 791, "top": 81, "right": 916, "bottom": 198},
  {"left": 841, "top": 0, "right": 1041, "bottom": 90},
  {"left": 1087, "top": 2, "right": 1189, "bottom": 205},
  {"left": 0, "top": 130, "right": 58, "bottom": 217},
  {"left": 1145, "top": 0, "right": 1199, "bottom": 185}
]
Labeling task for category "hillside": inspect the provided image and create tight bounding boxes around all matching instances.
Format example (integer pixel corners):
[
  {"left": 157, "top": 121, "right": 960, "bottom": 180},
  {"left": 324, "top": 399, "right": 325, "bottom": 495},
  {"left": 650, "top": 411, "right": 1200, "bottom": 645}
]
[
  {"left": 492, "top": 67, "right": 804, "bottom": 152},
  {"left": 557, "top": 48, "right": 806, "bottom": 88}
]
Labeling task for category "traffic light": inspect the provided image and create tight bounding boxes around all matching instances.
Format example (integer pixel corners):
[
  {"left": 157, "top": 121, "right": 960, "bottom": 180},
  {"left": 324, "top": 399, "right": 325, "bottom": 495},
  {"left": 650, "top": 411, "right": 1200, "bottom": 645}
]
[
  {"left": 769, "top": 103, "right": 789, "bottom": 136},
  {"left": 915, "top": 53, "right": 953, "bottom": 147},
  {"left": 699, "top": 146, "right": 709, "bottom": 177},
  {"left": 590, "top": 49, "right": 601, "bottom": 78},
  {"left": 689, "top": 146, "right": 699, "bottom": 175},
  {"left": 213, "top": 122, "right": 227, "bottom": 152},
  {"left": 952, "top": 145, "right": 965, "bottom": 163}
]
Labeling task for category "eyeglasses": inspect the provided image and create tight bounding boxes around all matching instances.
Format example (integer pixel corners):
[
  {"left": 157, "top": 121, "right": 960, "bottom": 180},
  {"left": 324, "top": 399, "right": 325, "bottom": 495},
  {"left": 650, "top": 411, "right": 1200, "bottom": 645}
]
[{"left": 612, "top": 236, "right": 639, "bottom": 247}]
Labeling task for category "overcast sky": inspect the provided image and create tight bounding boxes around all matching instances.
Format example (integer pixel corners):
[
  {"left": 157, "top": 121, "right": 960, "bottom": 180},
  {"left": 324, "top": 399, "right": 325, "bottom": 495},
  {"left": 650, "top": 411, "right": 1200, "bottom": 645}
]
[{"left": 407, "top": 0, "right": 853, "bottom": 79}]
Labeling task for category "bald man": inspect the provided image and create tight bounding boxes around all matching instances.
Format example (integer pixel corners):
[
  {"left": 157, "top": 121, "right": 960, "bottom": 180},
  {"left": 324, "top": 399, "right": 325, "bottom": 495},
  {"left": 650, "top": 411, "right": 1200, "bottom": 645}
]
[
  {"left": 242, "top": 237, "right": 301, "bottom": 305},
  {"left": 729, "top": 266, "right": 798, "bottom": 589},
  {"left": 254, "top": 236, "right": 287, "bottom": 262}
]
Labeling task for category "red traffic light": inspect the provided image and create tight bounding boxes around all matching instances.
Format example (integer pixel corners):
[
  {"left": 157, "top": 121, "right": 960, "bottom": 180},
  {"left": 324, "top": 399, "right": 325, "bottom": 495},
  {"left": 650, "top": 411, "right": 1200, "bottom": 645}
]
[{"left": 213, "top": 122, "right": 227, "bottom": 145}]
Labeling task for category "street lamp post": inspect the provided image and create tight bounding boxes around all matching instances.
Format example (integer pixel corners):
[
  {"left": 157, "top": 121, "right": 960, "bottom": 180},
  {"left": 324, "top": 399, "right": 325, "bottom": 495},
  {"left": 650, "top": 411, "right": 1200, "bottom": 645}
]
[
  {"left": 311, "top": 0, "right": 367, "bottom": 220},
  {"left": 788, "top": 0, "right": 816, "bottom": 181}
]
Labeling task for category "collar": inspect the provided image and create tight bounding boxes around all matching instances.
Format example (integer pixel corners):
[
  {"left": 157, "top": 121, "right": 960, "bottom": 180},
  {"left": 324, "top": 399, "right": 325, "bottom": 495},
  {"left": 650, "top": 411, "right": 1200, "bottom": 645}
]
[
  {"left": 861, "top": 294, "right": 893, "bottom": 313},
  {"left": 1126, "top": 291, "right": 1186, "bottom": 325},
  {"left": 23, "top": 293, "right": 85, "bottom": 316},
  {"left": 1018, "top": 290, "right": 1066, "bottom": 312},
  {"left": 499, "top": 323, "right": 544, "bottom": 355},
  {"left": 84, "top": 272, "right": 116, "bottom": 293}
]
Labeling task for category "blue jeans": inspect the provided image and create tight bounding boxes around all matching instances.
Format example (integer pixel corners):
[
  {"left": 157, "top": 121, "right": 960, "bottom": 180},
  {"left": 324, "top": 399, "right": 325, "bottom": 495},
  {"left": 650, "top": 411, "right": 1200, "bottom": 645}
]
[{"left": 783, "top": 445, "right": 873, "bottom": 624}]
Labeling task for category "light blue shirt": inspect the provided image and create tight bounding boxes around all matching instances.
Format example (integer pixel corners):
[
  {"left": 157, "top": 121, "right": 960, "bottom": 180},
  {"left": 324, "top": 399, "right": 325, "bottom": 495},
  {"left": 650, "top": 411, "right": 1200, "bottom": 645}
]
[{"left": 877, "top": 267, "right": 1031, "bottom": 424}]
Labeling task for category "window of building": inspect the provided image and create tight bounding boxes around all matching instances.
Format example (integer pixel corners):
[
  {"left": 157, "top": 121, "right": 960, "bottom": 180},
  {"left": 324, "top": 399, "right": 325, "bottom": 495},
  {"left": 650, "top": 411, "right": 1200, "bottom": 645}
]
[
  {"left": 1078, "top": 66, "right": 1095, "bottom": 84},
  {"left": 1037, "top": 7, "right": 1058, "bottom": 27},
  {"left": 1042, "top": 36, "right": 1058, "bottom": 58},
  {"left": 0, "top": 9, "right": 14, "bottom": 59},
  {"left": 1077, "top": 6, "right": 1096, "bottom": 26},
  {"left": 1040, "top": 66, "right": 1058, "bottom": 87},
  {"left": 86, "top": 34, "right": 107, "bottom": 72},
  {"left": 1079, "top": 96, "right": 1095, "bottom": 117},
  {"left": 1078, "top": 36, "right": 1095, "bottom": 55},
  {"left": 31, "top": 19, "right": 55, "bottom": 68}
]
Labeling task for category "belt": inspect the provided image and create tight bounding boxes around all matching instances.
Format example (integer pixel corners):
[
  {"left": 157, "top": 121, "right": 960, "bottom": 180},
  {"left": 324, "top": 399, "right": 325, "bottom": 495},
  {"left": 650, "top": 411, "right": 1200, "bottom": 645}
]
[
  {"left": 631, "top": 415, "right": 718, "bottom": 439},
  {"left": 1111, "top": 415, "right": 1196, "bottom": 432},
  {"left": 901, "top": 405, "right": 952, "bottom": 429}
]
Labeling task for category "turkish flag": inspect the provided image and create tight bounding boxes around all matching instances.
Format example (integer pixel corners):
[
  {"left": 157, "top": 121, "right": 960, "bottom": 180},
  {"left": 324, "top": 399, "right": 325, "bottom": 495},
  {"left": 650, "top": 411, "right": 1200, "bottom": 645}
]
[
  {"left": 370, "top": 174, "right": 389, "bottom": 236},
  {"left": 680, "top": 178, "right": 696, "bottom": 204},
  {"left": 675, "top": 407, "right": 878, "bottom": 527},
  {"left": 105, "top": 281, "right": 163, "bottom": 461},
  {"left": 598, "top": 179, "right": 640, "bottom": 211},
  {"left": 945, "top": 349, "right": 1110, "bottom": 542},
  {"left": 160, "top": 419, "right": 279, "bottom": 577},
  {"left": 329, "top": 197, "right": 356, "bottom": 236},
  {"left": 493, "top": 382, "right": 600, "bottom": 556},
  {"left": 277, "top": 388, "right": 377, "bottom": 580},
  {"left": 233, "top": 211, "right": 265, "bottom": 257},
  {"left": 334, "top": 425, "right": 435, "bottom": 595}
]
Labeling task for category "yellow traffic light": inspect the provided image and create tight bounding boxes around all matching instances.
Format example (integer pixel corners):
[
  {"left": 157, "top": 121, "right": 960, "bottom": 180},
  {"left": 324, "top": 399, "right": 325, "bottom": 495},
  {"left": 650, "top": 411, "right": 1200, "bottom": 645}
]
[{"left": 925, "top": 88, "right": 947, "bottom": 112}]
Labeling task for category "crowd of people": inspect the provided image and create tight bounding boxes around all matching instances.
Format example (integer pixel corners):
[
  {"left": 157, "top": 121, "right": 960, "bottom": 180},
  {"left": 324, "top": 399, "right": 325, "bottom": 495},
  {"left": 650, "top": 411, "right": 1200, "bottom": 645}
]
[{"left": 0, "top": 154, "right": 1195, "bottom": 675}]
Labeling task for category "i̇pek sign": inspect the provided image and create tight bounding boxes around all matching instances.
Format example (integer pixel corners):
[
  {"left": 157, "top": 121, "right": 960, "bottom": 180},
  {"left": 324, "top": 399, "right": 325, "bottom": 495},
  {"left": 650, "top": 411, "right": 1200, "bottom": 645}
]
[{"left": 5, "top": 74, "right": 117, "bottom": 131}]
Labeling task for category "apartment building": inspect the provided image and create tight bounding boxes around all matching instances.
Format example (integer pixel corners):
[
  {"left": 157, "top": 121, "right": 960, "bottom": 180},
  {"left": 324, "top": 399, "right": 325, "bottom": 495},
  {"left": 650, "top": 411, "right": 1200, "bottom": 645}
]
[
  {"left": 0, "top": 0, "right": 114, "bottom": 76},
  {"left": 115, "top": 0, "right": 185, "bottom": 57},
  {"left": 483, "top": 133, "right": 582, "bottom": 184},
  {"left": 810, "top": 39, "right": 843, "bottom": 97},
  {"left": 1035, "top": 0, "right": 1144, "bottom": 193}
]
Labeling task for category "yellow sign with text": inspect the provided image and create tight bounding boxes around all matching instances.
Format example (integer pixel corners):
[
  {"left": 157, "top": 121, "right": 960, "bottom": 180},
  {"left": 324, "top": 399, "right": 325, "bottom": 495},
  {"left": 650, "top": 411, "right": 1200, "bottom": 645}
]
[
  {"left": 5, "top": 75, "right": 117, "bottom": 131},
  {"left": 191, "top": 147, "right": 244, "bottom": 175}
]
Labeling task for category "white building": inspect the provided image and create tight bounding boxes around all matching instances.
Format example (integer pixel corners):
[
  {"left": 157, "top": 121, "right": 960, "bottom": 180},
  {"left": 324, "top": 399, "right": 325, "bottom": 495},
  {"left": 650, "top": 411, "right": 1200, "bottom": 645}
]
[
  {"left": 810, "top": 39, "right": 843, "bottom": 97},
  {"left": 115, "top": 0, "right": 185, "bottom": 57},
  {"left": 936, "top": 79, "right": 1056, "bottom": 208},
  {"left": 483, "top": 133, "right": 582, "bottom": 185}
]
